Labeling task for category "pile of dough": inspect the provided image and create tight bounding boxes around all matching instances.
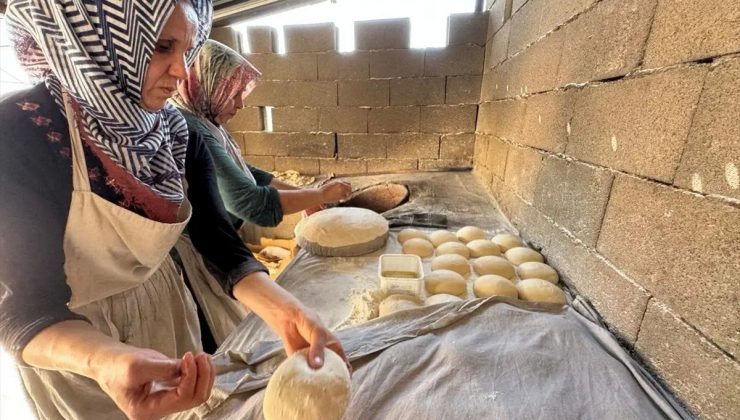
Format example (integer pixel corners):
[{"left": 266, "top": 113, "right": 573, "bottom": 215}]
[
  {"left": 397, "top": 228, "right": 429, "bottom": 244},
  {"left": 379, "top": 294, "right": 423, "bottom": 316},
  {"left": 297, "top": 207, "right": 388, "bottom": 257},
  {"left": 516, "top": 279, "right": 566, "bottom": 305},
  {"left": 425, "top": 293, "right": 463, "bottom": 306},
  {"left": 429, "top": 230, "right": 459, "bottom": 247},
  {"left": 472, "top": 256, "right": 515, "bottom": 279},
  {"left": 402, "top": 238, "right": 435, "bottom": 258},
  {"left": 491, "top": 233, "right": 523, "bottom": 252},
  {"left": 473, "top": 275, "right": 518, "bottom": 299},
  {"left": 263, "top": 348, "right": 351, "bottom": 420},
  {"left": 424, "top": 270, "right": 467, "bottom": 296},
  {"left": 456, "top": 226, "right": 487, "bottom": 243},
  {"left": 431, "top": 254, "right": 470, "bottom": 277},
  {"left": 517, "top": 262, "right": 558, "bottom": 284},
  {"left": 505, "top": 247, "right": 544, "bottom": 265},
  {"left": 435, "top": 241, "right": 471, "bottom": 258},
  {"left": 466, "top": 239, "right": 501, "bottom": 257}
]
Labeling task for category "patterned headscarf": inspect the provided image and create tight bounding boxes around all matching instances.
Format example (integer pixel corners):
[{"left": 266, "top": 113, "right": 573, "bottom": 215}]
[
  {"left": 171, "top": 39, "right": 261, "bottom": 124},
  {"left": 6, "top": 0, "right": 212, "bottom": 204}
]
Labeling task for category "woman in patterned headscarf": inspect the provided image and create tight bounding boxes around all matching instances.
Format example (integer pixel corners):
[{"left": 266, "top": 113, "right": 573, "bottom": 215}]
[{"left": 0, "top": 1, "right": 347, "bottom": 418}]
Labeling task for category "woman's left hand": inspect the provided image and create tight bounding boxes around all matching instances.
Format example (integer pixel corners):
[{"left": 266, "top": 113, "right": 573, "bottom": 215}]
[{"left": 277, "top": 305, "right": 350, "bottom": 372}]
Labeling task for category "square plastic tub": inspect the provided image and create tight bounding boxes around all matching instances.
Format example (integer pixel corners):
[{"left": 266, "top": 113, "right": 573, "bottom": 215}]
[{"left": 378, "top": 254, "right": 424, "bottom": 297}]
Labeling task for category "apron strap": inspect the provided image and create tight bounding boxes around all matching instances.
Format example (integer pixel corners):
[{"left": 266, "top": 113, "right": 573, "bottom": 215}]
[{"left": 62, "top": 92, "right": 91, "bottom": 192}]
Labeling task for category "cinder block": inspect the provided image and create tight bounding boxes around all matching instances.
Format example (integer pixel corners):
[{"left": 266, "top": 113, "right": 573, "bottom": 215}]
[
  {"left": 365, "top": 158, "right": 418, "bottom": 173},
  {"left": 386, "top": 134, "right": 440, "bottom": 159},
  {"left": 355, "top": 18, "right": 411, "bottom": 50},
  {"left": 440, "top": 133, "right": 475, "bottom": 160},
  {"left": 284, "top": 23, "right": 337, "bottom": 53},
  {"left": 504, "top": 145, "right": 543, "bottom": 202},
  {"left": 319, "top": 158, "right": 368, "bottom": 175},
  {"left": 338, "top": 80, "right": 389, "bottom": 107},
  {"left": 245, "top": 81, "right": 337, "bottom": 107},
  {"left": 318, "top": 107, "right": 368, "bottom": 133},
  {"left": 636, "top": 301, "right": 740, "bottom": 419},
  {"left": 271, "top": 107, "right": 319, "bottom": 132},
  {"left": 225, "top": 107, "right": 263, "bottom": 132},
  {"left": 210, "top": 26, "right": 240, "bottom": 51},
  {"left": 487, "top": 0, "right": 512, "bottom": 39},
  {"left": 317, "top": 52, "right": 369, "bottom": 80},
  {"left": 512, "top": 0, "right": 528, "bottom": 14},
  {"left": 520, "top": 89, "right": 576, "bottom": 152},
  {"left": 369, "top": 49, "right": 425, "bottom": 78},
  {"left": 244, "top": 53, "right": 317, "bottom": 80},
  {"left": 509, "top": 29, "right": 564, "bottom": 95},
  {"left": 558, "top": 0, "right": 656, "bottom": 85},
  {"left": 390, "top": 77, "right": 445, "bottom": 106},
  {"left": 474, "top": 133, "right": 490, "bottom": 168},
  {"left": 674, "top": 58, "right": 740, "bottom": 199},
  {"left": 368, "top": 107, "right": 421, "bottom": 133},
  {"left": 487, "top": 58, "right": 518, "bottom": 100},
  {"left": 598, "top": 176, "right": 740, "bottom": 357},
  {"left": 539, "top": 0, "right": 597, "bottom": 36},
  {"left": 246, "top": 26, "right": 276, "bottom": 53},
  {"left": 567, "top": 67, "right": 707, "bottom": 182},
  {"left": 446, "top": 75, "right": 482, "bottom": 104},
  {"left": 486, "top": 136, "right": 509, "bottom": 180},
  {"left": 337, "top": 134, "right": 387, "bottom": 158},
  {"left": 243, "top": 132, "right": 335, "bottom": 157},
  {"left": 243, "top": 154, "right": 275, "bottom": 171},
  {"left": 507, "top": 0, "right": 542, "bottom": 57},
  {"left": 483, "top": 99, "right": 526, "bottom": 140},
  {"left": 420, "top": 105, "right": 477, "bottom": 133},
  {"left": 448, "top": 13, "right": 489, "bottom": 46},
  {"left": 419, "top": 159, "right": 473, "bottom": 171},
  {"left": 485, "top": 21, "right": 511, "bottom": 70},
  {"left": 424, "top": 46, "right": 485, "bottom": 76},
  {"left": 533, "top": 156, "right": 614, "bottom": 247},
  {"left": 476, "top": 102, "right": 494, "bottom": 134},
  {"left": 274, "top": 157, "right": 320, "bottom": 174},
  {"left": 644, "top": 0, "right": 740, "bottom": 68}
]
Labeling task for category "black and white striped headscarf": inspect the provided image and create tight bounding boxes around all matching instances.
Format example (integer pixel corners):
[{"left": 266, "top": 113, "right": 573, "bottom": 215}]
[{"left": 7, "top": 0, "right": 212, "bottom": 203}]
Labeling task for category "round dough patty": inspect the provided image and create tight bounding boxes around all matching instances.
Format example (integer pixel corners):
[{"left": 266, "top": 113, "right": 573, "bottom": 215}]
[
  {"left": 505, "top": 247, "right": 544, "bottom": 265},
  {"left": 491, "top": 233, "right": 523, "bottom": 252},
  {"left": 424, "top": 269, "right": 467, "bottom": 296},
  {"left": 516, "top": 279, "right": 566, "bottom": 305},
  {"left": 472, "top": 255, "right": 515, "bottom": 279},
  {"left": 517, "top": 262, "right": 558, "bottom": 284},
  {"left": 425, "top": 293, "right": 463, "bottom": 306},
  {"left": 379, "top": 294, "right": 423, "bottom": 316},
  {"left": 431, "top": 254, "right": 471, "bottom": 277},
  {"left": 466, "top": 239, "right": 501, "bottom": 258},
  {"left": 429, "top": 230, "right": 459, "bottom": 247},
  {"left": 397, "top": 228, "right": 429, "bottom": 244},
  {"left": 298, "top": 207, "right": 388, "bottom": 257},
  {"left": 456, "top": 226, "right": 487, "bottom": 243},
  {"left": 402, "top": 238, "right": 435, "bottom": 258},
  {"left": 435, "top": 241, "right": 471, "bottom": 258},
  {"left": 474, "top": 275, "right": 518, "bottom": 299}
]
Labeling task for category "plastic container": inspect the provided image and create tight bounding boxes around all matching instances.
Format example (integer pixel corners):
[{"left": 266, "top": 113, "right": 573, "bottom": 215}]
[{"left": 378, "top": 254, "right": 424, "bottom": 297}]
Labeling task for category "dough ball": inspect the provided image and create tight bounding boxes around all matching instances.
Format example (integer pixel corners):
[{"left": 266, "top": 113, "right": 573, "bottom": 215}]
[
  {"left": 431, "top": 254, "right": 471, "bottom": 277},
  {"left": 435, "top": 241, "right": 471, "bottom": 259},
  {"left": 491, "top": 233, "right": 523, "bottom": 252},
  {"left": 397, "top": 228, "right": 429, "bottom": 244},
  {"left": 263, "top": 348, "right": 351, "bottom": 420},
  {"left": 456, "top": 226, "right": 487, "bottom": 243},
  {"left": 429, "top": 230, "right": 459, "bottom": 247},
  {"left": 472, "top": 256, "right": 515, "bottom": 279},
  {"left": 466, "top": 240, "right": 501, "bottom": 258},
  {"left": 424, "top": 269, "right": 467, "bottom": 296},
  {"left": 517, "top": 262, "right": 558, "bottom": 284},
  {"left": 425, "top": 293, "right": 463, "bottom": 306},
  {"left": 473, "top": 275, "right": 518, "bottom": 299},
  {"left": 402, "top": 238, "right": 434, "bottom": 258},
  {"left": 505, "top": 247, "right": 544, "bottom": 265},
  {"left": 516, "top": 279, "right": 566, "bottom": 305},
  {"left": 298, "top": 207, "right": 388, "bottom": 257},
  {"left": 379, "top": 294, "right": 423, "bottom": 316}
]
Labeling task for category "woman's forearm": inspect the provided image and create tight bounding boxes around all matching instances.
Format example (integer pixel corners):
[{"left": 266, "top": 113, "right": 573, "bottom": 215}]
[
  {"left": 232, "top": 271, "right": 302, "bottom": 330},
  {"left": 269, "top": 178, "right": 301, "bottom": 191},
  {"left": 276, "top": 188, "right": 325, "bottom": 215}
]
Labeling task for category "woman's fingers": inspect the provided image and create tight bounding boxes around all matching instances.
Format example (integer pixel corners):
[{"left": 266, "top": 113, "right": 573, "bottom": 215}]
[
  {"left": 176, "top": 352, "right": 197, "bottom": 400},
  {"left": 307, "top": 328, "right": 327, "bottom": 369},
  {"left": 193, "top": 353, "right": 214, "bottom": 403}
]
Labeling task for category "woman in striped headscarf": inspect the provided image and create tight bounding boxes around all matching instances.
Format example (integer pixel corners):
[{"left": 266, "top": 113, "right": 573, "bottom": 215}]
[{"left": 0, "top": 1, "right": 347, "bottom": 418}]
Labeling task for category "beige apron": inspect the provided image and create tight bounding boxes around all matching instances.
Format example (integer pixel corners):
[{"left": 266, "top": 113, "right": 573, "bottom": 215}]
[{"left": 18, "top": 95, "right": 202, "bottom": 420}]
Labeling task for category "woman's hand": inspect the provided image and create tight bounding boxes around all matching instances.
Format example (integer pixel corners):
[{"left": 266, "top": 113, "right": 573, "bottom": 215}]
[
  {"left": 276, "top": 304, "right": 350, "bottom": 372},
  {"left": 93, "top": 348, "right": 215, "bottom": 420},
  {"left": 320, "top": 181, "right": 352, "bottom": 204}
]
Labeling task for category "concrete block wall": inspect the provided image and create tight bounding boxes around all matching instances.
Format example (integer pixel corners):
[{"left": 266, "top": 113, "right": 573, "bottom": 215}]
[
  {"left": 225, "top": 15, "right": 486, "bottom": 175},
  {"left": 474, "top": 0, "right": 740, "bottom": 418}
]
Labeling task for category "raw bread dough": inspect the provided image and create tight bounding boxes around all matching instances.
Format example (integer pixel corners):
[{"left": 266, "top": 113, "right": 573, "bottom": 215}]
[
  {"left": 435, "top": 241, "right": 471, "bottom": 258},
  {"left": 517, "top": 262, "right": 558, "bottom": 284},
  {"left": 425, "top": 293, "right": 463, "bottom": 306},
  {"left": 431, "top": 254, "right": 471, "bottom": 277},
  {"left": 472, "top": 256, "right": 516, "bottom": 279},
  {"left": 402, "top": 238, "right": 435, "bottom": 258},
  {"left": 263, "top": 348, "right": 351, "bottom": 420},
  {"left": 379, "top": 294, "right": 423, "bottom": 316},
  {"left": 491, "top": 233, "right": 523, "bottom": 252},
  {"left": 516, "top": 279, "right": 566, "bottom": 305},
  {"left": 466, "top": 240, "right": 501, "bottom": 258},
  {"left": 397, "top": 228, "right": 429, "bottom": 244},
  {"left": 429, "top": 230, "right": 459, "bottom": 247},
  {"left": 425, "top": 269, "right": 467, "bottom": 296},
  {"left": 456, "top": 226, "right": 487, "bottom": 243},
  {"left": 297, "top": 207, "right": 388, "bottom": 257},
  {"left": 505, "top": 247, "right": 544, "bottom": 265},
  {"left": 474, "top": 275, "right": 518, "bottom": 299}
]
